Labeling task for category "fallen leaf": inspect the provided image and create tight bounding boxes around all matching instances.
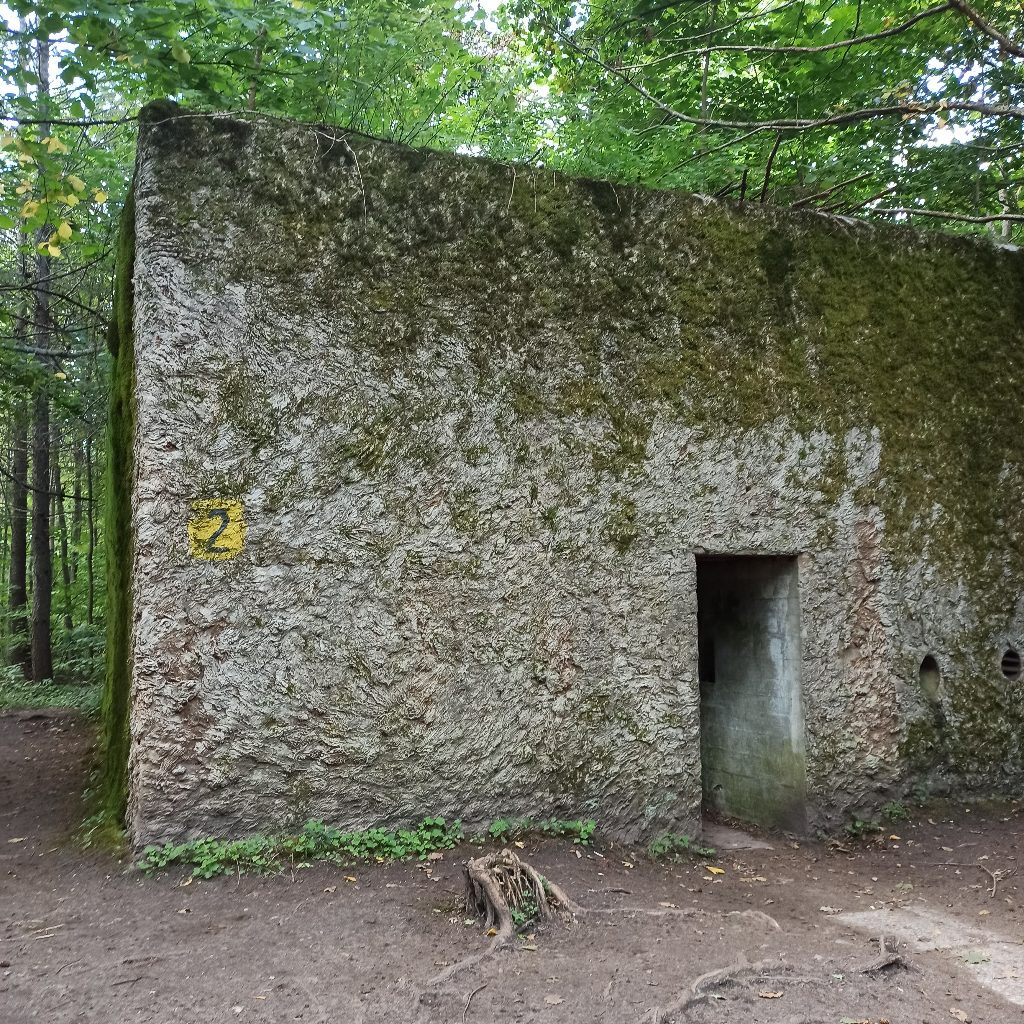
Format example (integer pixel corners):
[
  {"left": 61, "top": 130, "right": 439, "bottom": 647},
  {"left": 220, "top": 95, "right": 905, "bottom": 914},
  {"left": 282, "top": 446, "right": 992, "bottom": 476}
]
[
  {"left": 819, "top": 906, "right": 842, "bottom": 914},
  {"left": 323, "top": 886, "right": 337, "bottom": 894},
  {"left": 513, "top": 841, "right": 525, "bottom": 848},
  {"left": 949, "top": 1009, "right": 971, "bottom": 1023},
  {"left": 758, "top": 991, "right": 783, "bottom": 999},
  {"left": 486, "top": 927, "right": 498, "bottom": 936},
  {"left": 658, "top": 902, "right": 678, "bottom": 908},
  {"left": 706, "top": 866, "right": 725, "bottom": 875},
  {"left": 544, "top": 995, "right": 563, "bottom": 1005},
  {"left": 889, "top": 835, "right": 901, "bottom": 841},
  {"left": 7, "top": 838, "right": 26, "bottom": 844},
  {"left": 344, "top": 876, "right": 357, "bottom": 882}
]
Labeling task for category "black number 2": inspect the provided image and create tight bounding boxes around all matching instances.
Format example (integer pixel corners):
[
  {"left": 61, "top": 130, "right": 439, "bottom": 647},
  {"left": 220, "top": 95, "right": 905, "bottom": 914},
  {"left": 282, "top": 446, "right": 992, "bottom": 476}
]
[{"left": 205, "top": 508, "right": 231, "bottom": 554}]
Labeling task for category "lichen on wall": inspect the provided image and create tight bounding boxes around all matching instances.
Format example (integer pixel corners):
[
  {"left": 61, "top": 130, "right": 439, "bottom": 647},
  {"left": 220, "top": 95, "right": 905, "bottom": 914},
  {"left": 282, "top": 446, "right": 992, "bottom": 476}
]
[
  {"left": 98, "top": 181, "right": 137, "bottom": 827},
  {"left": 115, "top": 103, "right": 1024, "bottom": 845}
]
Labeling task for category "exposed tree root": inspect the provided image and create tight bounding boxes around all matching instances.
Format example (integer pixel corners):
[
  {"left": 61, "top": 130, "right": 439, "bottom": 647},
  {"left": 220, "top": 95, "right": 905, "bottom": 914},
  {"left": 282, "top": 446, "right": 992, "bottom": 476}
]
[
  {"left": 427, "top": 849, "right": 581, "bottom": 988},
  {"left": 463, "top": 848, "right": 582, "bottom": 943},
  {"left": 860, "top": 934, "right": 909, "bottom": 974},
  {"left": 726, "top": 909, "right": 782, "bottom": 930},
  {"left": 646, "top": 955, "right": 778, "bottom": 1023},
  {"left": 588, "top": 906, "right": 700, "bottom": 919}
]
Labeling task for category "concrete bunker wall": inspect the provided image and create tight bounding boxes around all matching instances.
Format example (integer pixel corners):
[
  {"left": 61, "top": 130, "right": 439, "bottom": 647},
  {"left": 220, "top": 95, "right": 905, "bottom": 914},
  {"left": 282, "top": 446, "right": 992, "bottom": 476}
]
[{"left": 109, "top": 106, "right": 1024, "bottom": 846}]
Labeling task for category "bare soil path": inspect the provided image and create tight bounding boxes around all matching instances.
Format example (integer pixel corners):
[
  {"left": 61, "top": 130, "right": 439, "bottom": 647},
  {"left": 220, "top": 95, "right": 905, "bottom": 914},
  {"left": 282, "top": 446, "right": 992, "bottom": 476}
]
[{"left": 2, "top": 711, "right": 1023, "bottom": 1024}]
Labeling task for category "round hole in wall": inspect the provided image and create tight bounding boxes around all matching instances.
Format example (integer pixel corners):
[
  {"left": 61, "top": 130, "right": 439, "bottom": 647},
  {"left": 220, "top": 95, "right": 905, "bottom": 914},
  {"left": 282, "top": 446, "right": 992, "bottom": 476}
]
[
  {"left": 1001, "top": 648, "right": 1022, "bottom": 681},
  {"left": 919, "top": 655, "right": 941, "bottom": 700}
]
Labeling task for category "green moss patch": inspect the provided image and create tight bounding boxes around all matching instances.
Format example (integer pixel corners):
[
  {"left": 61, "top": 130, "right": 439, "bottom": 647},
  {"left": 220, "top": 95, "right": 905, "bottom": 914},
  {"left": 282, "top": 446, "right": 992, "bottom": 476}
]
[{"left": 97, "top": 184, "right": 137, "bottom": 829}]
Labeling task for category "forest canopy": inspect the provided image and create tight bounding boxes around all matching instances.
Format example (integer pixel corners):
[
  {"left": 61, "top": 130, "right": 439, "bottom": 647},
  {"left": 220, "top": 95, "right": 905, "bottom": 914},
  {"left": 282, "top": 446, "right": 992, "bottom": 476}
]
[{"left": 1, "top": 1, "right": 1021, "bottom": 688}]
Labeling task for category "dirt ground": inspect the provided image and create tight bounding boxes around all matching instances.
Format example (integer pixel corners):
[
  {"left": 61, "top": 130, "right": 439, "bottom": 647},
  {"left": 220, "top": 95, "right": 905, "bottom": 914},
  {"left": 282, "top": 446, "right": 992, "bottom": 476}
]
[{"left": 2, "top": 712, "right": 1023, "bottom": 1024}]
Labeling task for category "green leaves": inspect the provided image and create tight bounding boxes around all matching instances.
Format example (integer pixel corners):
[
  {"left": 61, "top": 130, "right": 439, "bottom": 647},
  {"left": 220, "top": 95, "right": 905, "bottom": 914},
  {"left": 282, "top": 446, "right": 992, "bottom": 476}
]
[
  {"left": 139, "top": 816, "right": 467, "bottom": 878},
  {"left": 503, "top": 0, "right": 1022, "bottom": 234}
]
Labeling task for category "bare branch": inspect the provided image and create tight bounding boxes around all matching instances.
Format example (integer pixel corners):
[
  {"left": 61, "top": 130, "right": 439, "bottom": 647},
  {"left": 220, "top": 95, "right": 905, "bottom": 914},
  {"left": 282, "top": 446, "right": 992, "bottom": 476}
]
[
  {"left": 552, "top": 35, "right": 1024, "bottom": 130},
  {"left": 623, "top": 2, "right": 958, "bottom": 69},
  {"left": 827, "top": 183, "right": 897, "bottom": 213},
  {"left": 791, "top": 172, "right": 871, "bottom": 208},
  {"left": 949, "top": 0, "right": 1024, "bottom": 59},
  {"left": 758, "top": 131, "right": 784, "bottom": 202},
  {"left": 872, "top": 207, "right": 1024, "bottom": 224},
  {"left": 0, "top": 113, "right": 132, "bottom": 127}
]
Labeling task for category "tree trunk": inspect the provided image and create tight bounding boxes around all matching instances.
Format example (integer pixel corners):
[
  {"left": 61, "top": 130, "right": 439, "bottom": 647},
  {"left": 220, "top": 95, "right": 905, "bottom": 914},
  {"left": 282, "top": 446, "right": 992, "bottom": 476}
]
[
  {"left": 31, "top": 383, "right": 53, "bottom": 681},
  {"left": 86, "top": 434, "right": 95, "bottom": 626},
  {"left": 6, "top": 403, "right": 31, "bottom": 677},
  {"left": 54, "top": 429, "right": 73, "bottom": 633},
  {"left": 71, "top": 434, "right": 83, "bottom": 583},
  {"left": 30, "top": 35, "right": 53, "bottom": 683}
]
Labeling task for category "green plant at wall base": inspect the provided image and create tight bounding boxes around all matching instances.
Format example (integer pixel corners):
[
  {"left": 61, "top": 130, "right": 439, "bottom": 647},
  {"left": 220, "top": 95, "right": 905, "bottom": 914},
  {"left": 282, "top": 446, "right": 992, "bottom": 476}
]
[
  {"left": 882, "top": 801, "right": 911, "bottom": 823},
  {"left": 845, "top": 816, "right": 885, "bottom": 838},
  {"left": 648, "top": 833, "right": 716, "bottom": 860},
  {"left": 139, "top": 816, "right": 465, "bottom": 879},
  {"left": 483, "top": 817, "right": 597, "bottom": 846}
]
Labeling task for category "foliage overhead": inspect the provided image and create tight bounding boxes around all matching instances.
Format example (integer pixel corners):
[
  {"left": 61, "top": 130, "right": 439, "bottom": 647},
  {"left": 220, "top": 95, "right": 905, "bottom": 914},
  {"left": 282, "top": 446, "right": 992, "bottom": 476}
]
[{"left": 504, "top": 0, "right": 1023, "bottom": 227}]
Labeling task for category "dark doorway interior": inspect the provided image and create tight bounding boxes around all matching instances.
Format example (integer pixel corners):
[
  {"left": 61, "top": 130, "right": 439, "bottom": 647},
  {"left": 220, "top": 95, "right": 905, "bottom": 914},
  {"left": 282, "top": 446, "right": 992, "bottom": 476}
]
[{"left": 697, "top": 555, "right": 807, "bottom": 832}]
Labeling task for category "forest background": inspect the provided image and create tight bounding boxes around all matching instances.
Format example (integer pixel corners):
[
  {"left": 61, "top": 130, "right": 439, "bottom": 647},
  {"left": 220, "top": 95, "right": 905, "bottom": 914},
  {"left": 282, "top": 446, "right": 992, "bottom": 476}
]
[{"left": 0, "top": 0, "right": 1020, "bottom": 709}]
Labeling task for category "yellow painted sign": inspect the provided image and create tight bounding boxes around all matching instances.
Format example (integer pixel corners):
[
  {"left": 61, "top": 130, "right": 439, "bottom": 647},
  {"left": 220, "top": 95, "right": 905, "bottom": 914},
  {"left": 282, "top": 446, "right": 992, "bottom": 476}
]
[{"left": 188, "top": 499, "right": 247, "bottom": 561}]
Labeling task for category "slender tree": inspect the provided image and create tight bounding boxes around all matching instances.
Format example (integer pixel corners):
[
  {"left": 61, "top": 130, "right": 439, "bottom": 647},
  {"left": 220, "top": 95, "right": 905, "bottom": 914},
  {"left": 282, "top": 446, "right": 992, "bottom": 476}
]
[{"left": 30, "top": 34, "right": 53, "bottom": 682}]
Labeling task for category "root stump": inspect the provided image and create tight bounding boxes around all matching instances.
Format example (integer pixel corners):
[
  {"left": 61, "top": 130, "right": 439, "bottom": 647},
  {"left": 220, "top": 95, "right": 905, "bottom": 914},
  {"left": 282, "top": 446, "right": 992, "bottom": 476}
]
[{"left": 463, "top": 848, "right": 582, "bottom": 944}]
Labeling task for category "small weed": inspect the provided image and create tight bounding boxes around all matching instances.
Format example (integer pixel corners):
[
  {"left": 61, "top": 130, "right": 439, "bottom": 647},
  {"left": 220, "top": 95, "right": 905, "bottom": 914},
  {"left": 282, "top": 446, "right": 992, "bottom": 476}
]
[
  {"left": 480, "top": 817, "right": 597, "bottom": 846},
  {"left": 648, "top": 833, "right": 716, "bottom": 860},
  {"left": 846, "top": 816, "right": 884, "bottom": 837},
  {"left": 510, "top": 892, "right": 539, "bottom": 927},
  {"left": 882, "top": 800, "right": 910, "bottom": 823},
  {"left": 140, "top": 816, "right": 464, "bottom": 879}
]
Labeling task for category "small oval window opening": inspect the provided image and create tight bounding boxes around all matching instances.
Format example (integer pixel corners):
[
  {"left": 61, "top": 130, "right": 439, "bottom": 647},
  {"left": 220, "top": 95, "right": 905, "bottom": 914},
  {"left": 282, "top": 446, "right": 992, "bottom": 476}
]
[
  {"left": 1001, "top": 648, "right": 1022, "bottom": 681},
  {"left": 919, "top": 655, "right": 941, "bottom": 700}
]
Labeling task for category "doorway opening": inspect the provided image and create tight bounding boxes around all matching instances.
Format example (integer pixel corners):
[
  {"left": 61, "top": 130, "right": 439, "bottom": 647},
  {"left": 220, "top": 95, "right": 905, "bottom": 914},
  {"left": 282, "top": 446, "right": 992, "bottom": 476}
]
[{"left": 696, "top": 555, "right": 807, "bottom": 832}]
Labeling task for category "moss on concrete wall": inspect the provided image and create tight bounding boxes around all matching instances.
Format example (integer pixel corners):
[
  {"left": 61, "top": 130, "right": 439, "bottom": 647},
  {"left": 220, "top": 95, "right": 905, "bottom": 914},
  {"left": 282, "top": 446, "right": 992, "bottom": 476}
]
[{"left": 98, "top": 184, "right": 136, "bottom": 826}]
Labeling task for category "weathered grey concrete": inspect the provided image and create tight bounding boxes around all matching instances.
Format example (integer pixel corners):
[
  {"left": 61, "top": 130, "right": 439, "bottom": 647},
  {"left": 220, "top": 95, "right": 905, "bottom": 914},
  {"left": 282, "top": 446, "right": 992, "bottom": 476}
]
[{"left": 119, "top": 107, "right": 1024, "bottom": 846}]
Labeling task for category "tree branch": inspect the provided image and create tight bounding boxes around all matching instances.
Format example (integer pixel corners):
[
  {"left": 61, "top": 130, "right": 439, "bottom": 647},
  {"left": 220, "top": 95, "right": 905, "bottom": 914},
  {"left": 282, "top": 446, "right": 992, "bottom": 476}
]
[
  {"left": 758, "top": 131, "right": 784, "bottom": 202},
  {"left": 791, "top": 171, "right": 871, "bottom": 208},
  {"left": 553, "top": 35, "right": 1024, "bottom": 130},
  {"left": 949, "top": 0, "right": 1024, "bottom": 59},
  {"left": 872, "top": 207, "right": 1024, "bottom": 224},
  {"left": 622, "top": 2, "right": 958, "bottom": 68},
  {"left": 0, "top": 112, "right": 132, "bottom": 127}
]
